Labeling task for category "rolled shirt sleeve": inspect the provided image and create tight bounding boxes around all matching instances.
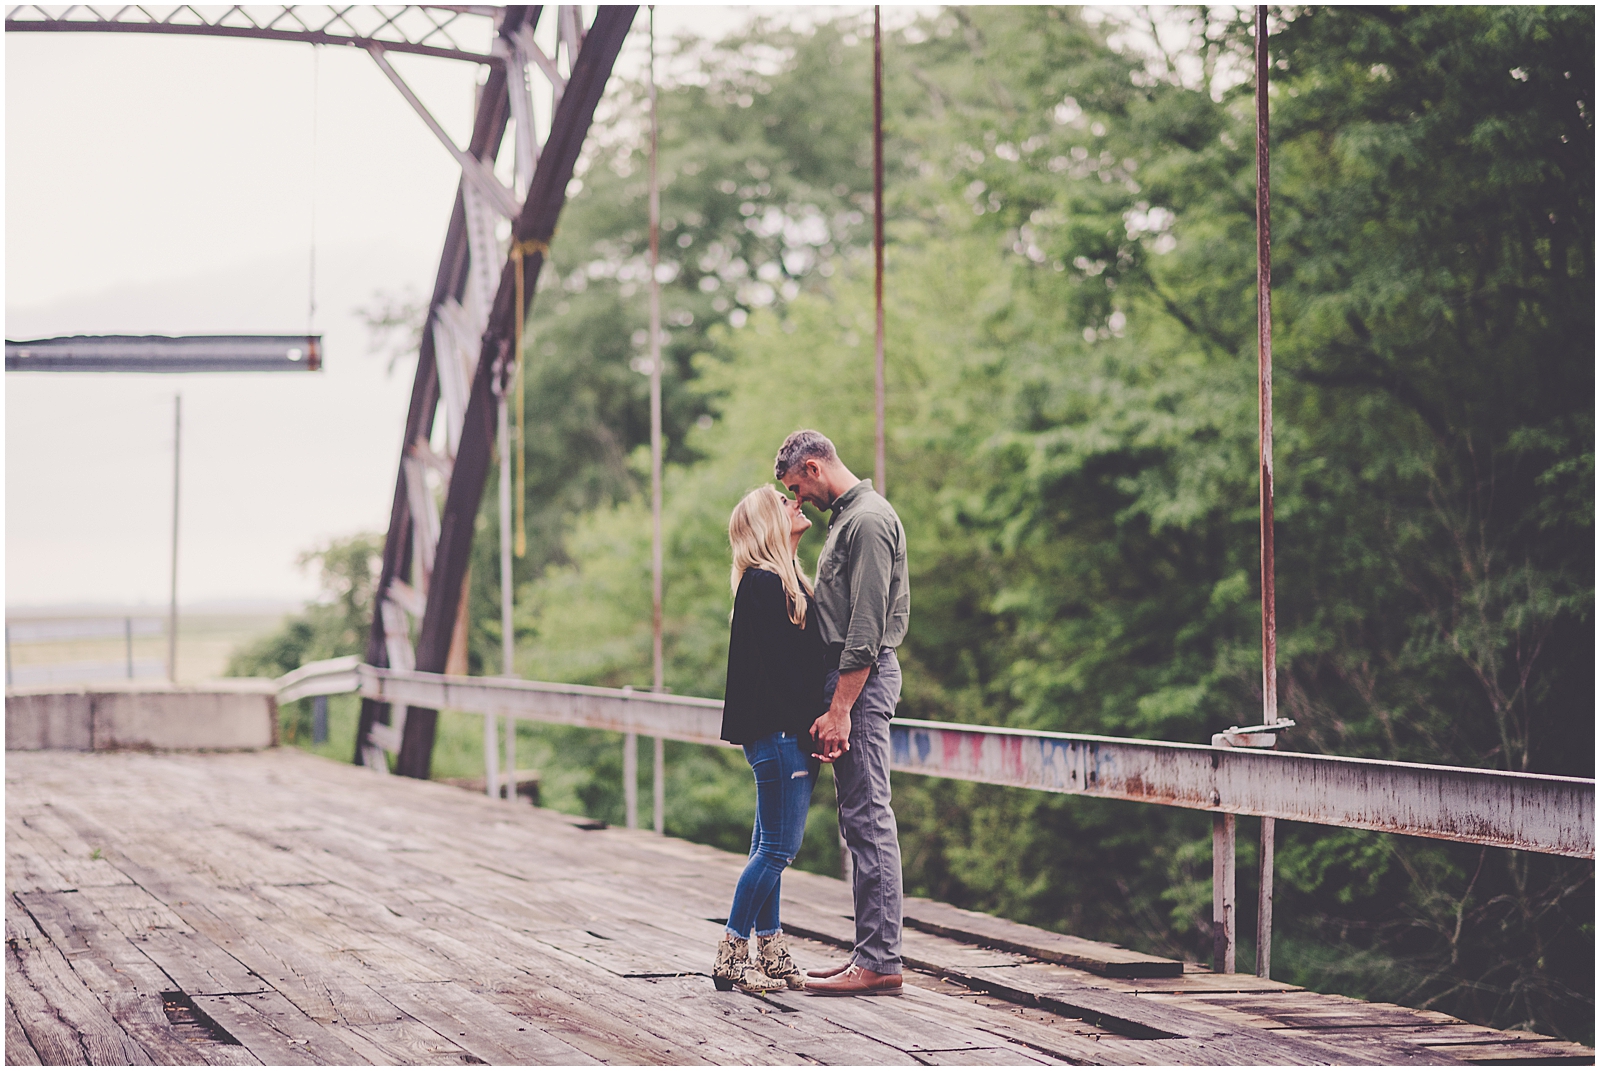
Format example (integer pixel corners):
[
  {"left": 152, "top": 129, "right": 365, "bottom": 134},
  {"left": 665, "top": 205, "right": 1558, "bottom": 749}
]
[
  {"left": 813, "top": 480, "right": 910, "bottom": 674},
  {"left": 839, "top": 512, "right": 898, "bottom": 673}
]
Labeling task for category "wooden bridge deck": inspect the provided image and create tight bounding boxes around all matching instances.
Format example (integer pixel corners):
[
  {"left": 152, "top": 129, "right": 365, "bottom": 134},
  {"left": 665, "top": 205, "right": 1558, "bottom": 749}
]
[{"left": 5, "top": 748, "right": 1591, "bottom": 1066}]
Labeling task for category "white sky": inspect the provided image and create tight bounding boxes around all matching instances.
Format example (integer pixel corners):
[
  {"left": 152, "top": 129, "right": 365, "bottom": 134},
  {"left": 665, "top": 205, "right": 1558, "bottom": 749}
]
[{"left": 4, "top": 5, "right": 892, "bottom": 610}]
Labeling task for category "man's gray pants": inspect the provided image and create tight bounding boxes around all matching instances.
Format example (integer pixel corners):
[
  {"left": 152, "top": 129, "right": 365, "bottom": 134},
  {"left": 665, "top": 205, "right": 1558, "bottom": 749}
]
[{"left": 824, "top": 646, "right": 903, "bottom": 975}]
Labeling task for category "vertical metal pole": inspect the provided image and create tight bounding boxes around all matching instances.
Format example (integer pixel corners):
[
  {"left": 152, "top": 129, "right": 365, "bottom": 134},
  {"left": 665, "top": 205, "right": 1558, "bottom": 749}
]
[
  {"left": 1212, "top": 812, "right": 1236, "bottom": 973},
  {"left": 1256, "top": 5, "right": 1276, "bottom": 727},
  {"left": 484, "top": 712, "right": 501, "bottom": 799},
  {"left": 653, "top": 735, "right": 665, "bottom": 834},
  {"left": 499, "top": 390, "right": 515, "bottom": 679},
  {"left": 1254, "top": 4, "right": 1278, "bottom": 981},
  {"left": 505, "top": 712, "right": 517, "bottom": 803},
  {"left": 624, "top": 731, "right": 638, "bottom": 828},
  {"left": 167, "top": 393, "right": 181, "bottom": 683},
  {"left": 872, "top": 5, "right": 886, "bottom": 496},
  {"left": 1257, "top": 815, "right": 1275, "bottom": 976},
  {"left": 496, "top": 363, "right": 515, "bottom": 804},
  {"left": 312, "top": 694, "right": 329, "bottom": 744},
  {"left": 648, "top": 6, "right": 664, "bottom": 695},
  {"left": 647, "top": 6, "right": 667, "bottom": 831},
  {"left": 124, "top": 616, "right": 133, "bottom": 679}
]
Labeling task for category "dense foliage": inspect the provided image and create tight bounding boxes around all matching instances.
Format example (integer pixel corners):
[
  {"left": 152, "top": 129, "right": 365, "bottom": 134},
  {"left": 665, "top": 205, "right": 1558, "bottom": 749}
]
[{"left": 239, "top": 6, "right": 1593, "bottom": 1042}]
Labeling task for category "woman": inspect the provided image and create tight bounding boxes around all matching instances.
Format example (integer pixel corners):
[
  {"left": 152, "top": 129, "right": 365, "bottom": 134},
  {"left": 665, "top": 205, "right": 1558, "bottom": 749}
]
[{"left": 713, "top": 486, "right": 825, "bottom": 993}]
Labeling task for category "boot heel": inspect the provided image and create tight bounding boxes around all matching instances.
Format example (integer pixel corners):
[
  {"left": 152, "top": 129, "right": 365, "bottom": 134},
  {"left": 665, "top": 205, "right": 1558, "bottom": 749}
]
[{"left": 713, "top": 976, "right": 734, "bottom": 992}]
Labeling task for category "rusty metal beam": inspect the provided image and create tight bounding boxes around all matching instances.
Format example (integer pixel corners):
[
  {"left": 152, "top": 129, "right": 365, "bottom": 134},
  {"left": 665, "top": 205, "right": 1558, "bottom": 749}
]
[
  {"left": 394, "top": 5, "right": 638, "bottom": 778},
  {"left": 353, "top": 6, "right": 539, "bottom": 766},
  {"left": 281, "top": 661, "right": 1598, "bottom": 859}
]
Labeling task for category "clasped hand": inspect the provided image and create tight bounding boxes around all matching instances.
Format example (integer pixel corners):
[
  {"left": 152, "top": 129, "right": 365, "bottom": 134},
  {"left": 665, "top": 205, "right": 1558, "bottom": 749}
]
[{"left": 810, "top": 708, "right": 851, "bottom": 762}]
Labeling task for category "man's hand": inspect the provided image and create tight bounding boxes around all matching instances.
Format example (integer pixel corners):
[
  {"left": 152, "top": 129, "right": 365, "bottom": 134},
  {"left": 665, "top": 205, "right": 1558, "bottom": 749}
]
[
  {"left": 810, "top": 708, "right": 851, "bottom": 762},
  {"left": 812, "top": 665, "right": 871, "bottom": 762}
]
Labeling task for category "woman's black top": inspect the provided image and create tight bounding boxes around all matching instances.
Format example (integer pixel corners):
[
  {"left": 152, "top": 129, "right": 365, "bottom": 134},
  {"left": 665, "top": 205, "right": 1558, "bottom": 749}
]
[{"left": 720, "top": 567, "right": 827, "bottom": 745}]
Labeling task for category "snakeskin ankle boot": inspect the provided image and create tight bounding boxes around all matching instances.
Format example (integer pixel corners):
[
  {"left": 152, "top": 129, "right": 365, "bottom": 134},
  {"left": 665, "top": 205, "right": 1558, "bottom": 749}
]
[
  {"left": 755, "top": 931, "right": 805, "bottom": 990},
  {"left": 713, "top": 933, "right": 785, "bottom": 993}
]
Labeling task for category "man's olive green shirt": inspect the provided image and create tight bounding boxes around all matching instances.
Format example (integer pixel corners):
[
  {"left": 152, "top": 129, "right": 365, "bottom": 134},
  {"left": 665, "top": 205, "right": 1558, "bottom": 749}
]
[{"left": 814, "top": 480, "right": 910, "bottom": 673}]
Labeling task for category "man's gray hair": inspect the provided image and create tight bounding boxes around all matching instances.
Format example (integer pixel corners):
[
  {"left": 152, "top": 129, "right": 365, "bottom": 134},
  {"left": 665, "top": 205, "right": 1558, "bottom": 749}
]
[{"left": 775, "top": 429, "right": 837, "bottom": 479}]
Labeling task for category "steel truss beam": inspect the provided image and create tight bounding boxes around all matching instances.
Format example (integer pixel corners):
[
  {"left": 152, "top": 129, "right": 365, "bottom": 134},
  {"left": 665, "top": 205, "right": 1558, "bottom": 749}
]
[
  {"left": 390, "top": 6, "right": 636, "bottom": 777},
  {"left": 4, "top": 5, "right": 502, "bottom": 64},
  {"left": 346, "top": 5, "right": 637, "bottom": 777},
  {"left": 352, "top": 5, "right": 533, "bottom": 771}
]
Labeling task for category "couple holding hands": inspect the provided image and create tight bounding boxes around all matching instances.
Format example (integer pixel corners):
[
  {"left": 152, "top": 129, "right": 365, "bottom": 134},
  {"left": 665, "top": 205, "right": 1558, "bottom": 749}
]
[{"left": 712, "top": 429, "right": 910, "bottom": 998}]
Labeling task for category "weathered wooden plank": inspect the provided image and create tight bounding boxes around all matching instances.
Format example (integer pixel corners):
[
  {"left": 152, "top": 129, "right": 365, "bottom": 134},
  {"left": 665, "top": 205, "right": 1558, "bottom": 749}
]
[
  {"left": 928, "top": 961, "right": 1459, "bottom": 1066},
  {"left": 903, "top": 895, "right": 1183, "bottom": 978},
  {"left": 191, "top": 991, "right": 365, "bottom": 1067},
  {"left": 685, "top": 990, "right": 916, "bottom": 1064},
  {"left": 13, "top": 809, "right": 136, "bottom": 890},
  {"left": 372, "top": 981, "right": 600, "bottom": 1065},
  {"left": 1427, "top": 1040, "right": 1596, "bottom": 1064},
  {"left": 1, "top": 963, "right": 79, "bottom": 1068},
  {"left": 1277, "top": 1022, "right": 1507, "bottom": 1045},
  {"left": 901, "top": 982, "right": 1267, "bottom": 1068},
  {"left": 4, "top": 820, "right": 73, "bottom": 895},
  {"left": 5, "top": 912, "right": 152, "bottom": 1064},
  {"left": 228, "top": 872, "right": 776, "bottom": 1066},
  {"left": 81, "top": 881, "right": 460, "bottom": 1067},
  {"left": 947, "top": 955, "right": 1302, "bottom": 998},
  {"left": 766, "top": 988, "right": 1021, "bottom": 1054},
  {"left": 476, "top": 976, "right": 718, "bottom": 1064},
  {"left": 9, "top": 748, "right": 1590, "bottom": 1069},
  {"left": 4, "top": 994, "right": 44, "bottom": 1065},
  {"left": 137, "top": 928, "right": 270, "bottom": 998},
  {"left": 638, "top": 973, "right": 921, "bottom": 1065},
  {"left": 13, "top": 889, "right": 218, "bottom": 1065},
  {"left": 915, "top": 1047, "right": 1055, "bottom": 1065},
  {"left": 1037, "top": 986, "right": 1459, "bottom": 1065},
  {"left": 1172, "top": 990, "right": 1452, "bottom": 1023},
  {"left": 331, "top": 1015, "right": 487, "bottom": 1066}
]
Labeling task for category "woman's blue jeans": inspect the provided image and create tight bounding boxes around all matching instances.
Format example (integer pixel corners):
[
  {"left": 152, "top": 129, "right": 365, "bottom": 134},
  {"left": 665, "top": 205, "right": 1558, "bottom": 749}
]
[{"left": 725, "top": 730, "right": 817, "bottom": 939}]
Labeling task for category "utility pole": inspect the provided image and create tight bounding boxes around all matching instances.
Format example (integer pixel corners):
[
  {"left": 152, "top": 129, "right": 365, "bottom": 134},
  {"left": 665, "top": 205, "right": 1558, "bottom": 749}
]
[{"left": 167, "top": 393, "right": 181, "bottom": 683}]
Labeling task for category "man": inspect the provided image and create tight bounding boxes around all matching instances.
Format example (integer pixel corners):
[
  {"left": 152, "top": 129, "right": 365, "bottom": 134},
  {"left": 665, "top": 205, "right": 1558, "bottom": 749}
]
[{"left": 775, "top": 429, "right": 910, "bottom": 997}]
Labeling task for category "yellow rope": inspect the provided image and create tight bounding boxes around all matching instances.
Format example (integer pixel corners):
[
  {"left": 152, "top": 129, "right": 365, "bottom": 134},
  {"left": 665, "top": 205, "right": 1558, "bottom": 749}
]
[{"left": 509, "top": 238, "right": 548, "bottom": 558}]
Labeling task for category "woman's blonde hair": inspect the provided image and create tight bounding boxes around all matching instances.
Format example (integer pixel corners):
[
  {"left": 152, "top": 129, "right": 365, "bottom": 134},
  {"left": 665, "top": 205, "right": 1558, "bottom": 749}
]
[{"left": 729, "top": 486, "right": 812, "bottom": 627}]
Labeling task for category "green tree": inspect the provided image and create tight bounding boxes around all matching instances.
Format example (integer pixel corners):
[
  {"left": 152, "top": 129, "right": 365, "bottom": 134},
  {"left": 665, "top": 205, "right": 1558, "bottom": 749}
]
[{"left": 395, "top": 5, "right": 1594, "bottom": 1041}]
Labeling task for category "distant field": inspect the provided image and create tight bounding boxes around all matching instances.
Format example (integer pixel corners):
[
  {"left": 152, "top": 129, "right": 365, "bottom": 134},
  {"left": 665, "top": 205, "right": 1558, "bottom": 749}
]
[{"left": 5, "top": 608, "right": 293, "bottom": 686}]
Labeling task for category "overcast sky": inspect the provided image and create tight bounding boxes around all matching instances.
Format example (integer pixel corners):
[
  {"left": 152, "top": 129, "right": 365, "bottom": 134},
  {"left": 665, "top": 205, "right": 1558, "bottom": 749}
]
[{"left": 4, "top": 6, "right": 890, "bottom": 611}]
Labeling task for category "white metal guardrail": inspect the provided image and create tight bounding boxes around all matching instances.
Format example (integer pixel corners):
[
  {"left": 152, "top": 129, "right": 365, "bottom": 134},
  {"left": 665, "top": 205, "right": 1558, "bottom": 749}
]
[
  {"left": 276, "top": 658, "right": 1595, "bottom": 974},
  {"left": 276, "top": 658, "right": 1594, "bottom": 858}
]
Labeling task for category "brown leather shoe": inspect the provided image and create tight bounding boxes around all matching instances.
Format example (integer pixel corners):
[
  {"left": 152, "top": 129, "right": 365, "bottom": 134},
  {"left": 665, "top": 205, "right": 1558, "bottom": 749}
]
[
  {"left": 805, "top": 960, "right": 853, "bottom": 979},
  {"left": 803, "top": 964, "right": 902, "bottom": 996}
]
